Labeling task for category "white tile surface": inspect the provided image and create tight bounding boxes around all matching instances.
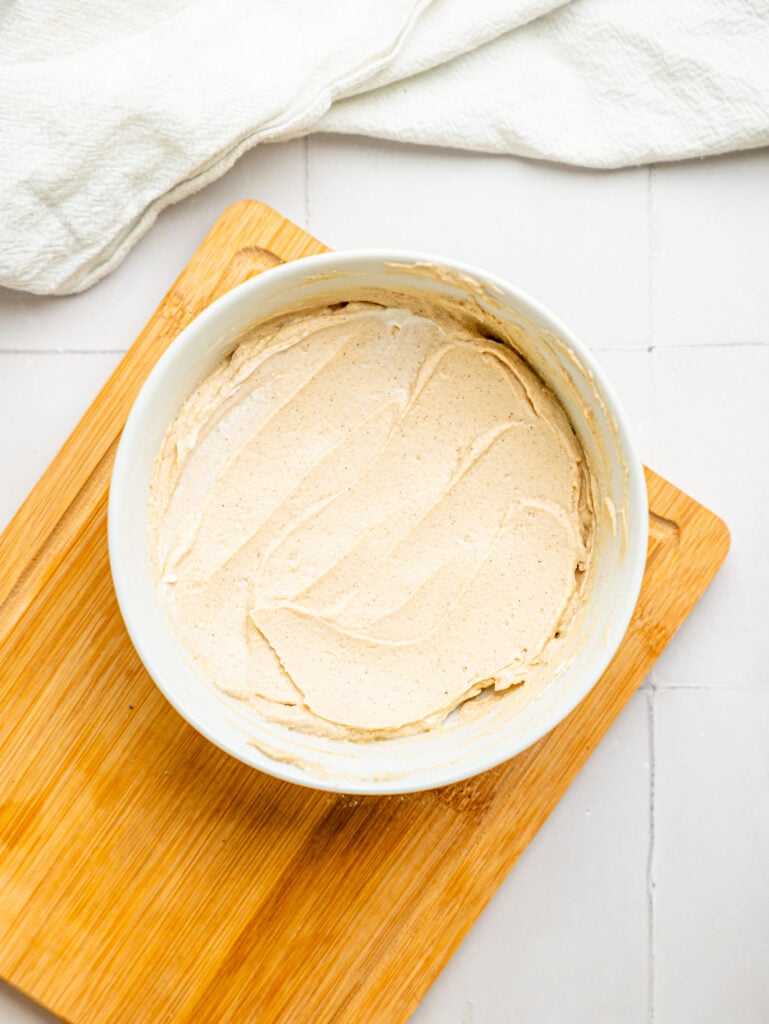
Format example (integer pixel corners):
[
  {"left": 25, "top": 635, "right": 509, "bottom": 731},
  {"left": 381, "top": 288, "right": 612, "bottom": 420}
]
[
  {"left": 651, "top": 345, "right": 769, "bottom": 689},
  {"left": 654, "top": 689, "right": 769, "bottom": 1023},
  {"left": 308, "top": 135, "right": 650, "bottom": 351},
  {"left": 0, "top": 352, "right": 122, "bottom": 532},
  {"left": 0, "top": 984, "right": 56, "bottom": 1024},
  {"left": 411, "top": 693, "right": 651, "bottom": 1024},
  {"left": 1, "top": 136, "right": 767, "bottom": 1024},
  {"left": 652, "top": 148, "right": 769, "bottom": 347},
  {"left": 0, "top": 140, "right": 305, "bottom": 354}
]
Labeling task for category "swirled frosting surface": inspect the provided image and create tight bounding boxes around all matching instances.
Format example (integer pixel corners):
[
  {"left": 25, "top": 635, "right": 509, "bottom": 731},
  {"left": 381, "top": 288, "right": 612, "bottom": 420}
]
[{"left": 149, "top": 301, "right": 594, "bottom": 738}]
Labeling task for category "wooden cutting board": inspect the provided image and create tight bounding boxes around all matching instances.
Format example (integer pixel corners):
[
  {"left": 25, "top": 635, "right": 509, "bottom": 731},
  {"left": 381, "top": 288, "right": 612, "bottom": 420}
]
[{"left": 0, "top": 201, "right": 729, "bottom": 1024}]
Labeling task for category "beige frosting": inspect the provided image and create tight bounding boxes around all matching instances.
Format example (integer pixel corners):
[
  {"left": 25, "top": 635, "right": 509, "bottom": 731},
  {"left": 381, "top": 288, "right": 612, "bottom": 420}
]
[{"left": 149, "top": 300, "right": 594, "bottom": 739}]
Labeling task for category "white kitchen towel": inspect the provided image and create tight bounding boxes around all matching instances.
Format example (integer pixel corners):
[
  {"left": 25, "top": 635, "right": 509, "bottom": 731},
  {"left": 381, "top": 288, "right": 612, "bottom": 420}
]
[{"left": 1, "top": 0, "right": 768, "bottom": 296}]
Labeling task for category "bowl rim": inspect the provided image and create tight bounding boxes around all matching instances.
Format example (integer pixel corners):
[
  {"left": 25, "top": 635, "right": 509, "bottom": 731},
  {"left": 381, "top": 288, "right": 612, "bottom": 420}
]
[{"left": 109, "top": 247, "right": 648, "bottom": 794}]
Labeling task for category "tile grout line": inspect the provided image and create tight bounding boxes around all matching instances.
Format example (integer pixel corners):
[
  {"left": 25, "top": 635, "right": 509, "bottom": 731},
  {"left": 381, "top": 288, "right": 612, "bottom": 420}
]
[
  {"left": 646, "top": 167, "right": 657, "bottom": 1024},
  {"left": 303, "top": 136, "right": 312, "bottom": 231},
  {"left": 0, "top": 349, "right": 127, "bottom": 356},
  {"left": 651, "top": 161, "right": 663, "bottom": 1024},
  {"left": 656, "top": 684, "right": 769, "bottom": 692},
  {"left": 3, "top": 340, "right": 769, "bottom": 358},
  {"left": 647, "top": 166, "right": 660, "bottom": 478},
  {"left": 648, "top": 340, "right": 769, "bottom": 350},
  {"left": 647, "top": 677, "right": 657, "bottom": 1024},
  {"left": 647, "top": 165, "right": 657, "bottom": 352},
  {"left": 643, "top": 682, "right": 766, "bottom": 692}
]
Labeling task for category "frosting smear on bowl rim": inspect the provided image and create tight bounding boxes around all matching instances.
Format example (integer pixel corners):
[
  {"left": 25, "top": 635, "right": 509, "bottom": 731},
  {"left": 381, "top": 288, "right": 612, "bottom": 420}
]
[{"left": 149, "top": 298, "right": 595, "bottom": 740}]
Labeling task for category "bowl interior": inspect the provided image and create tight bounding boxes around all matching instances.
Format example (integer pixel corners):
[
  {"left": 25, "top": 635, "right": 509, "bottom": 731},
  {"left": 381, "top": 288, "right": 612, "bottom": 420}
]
[{"left": 109, "top": 252, "right": 647, "bottom": 793}]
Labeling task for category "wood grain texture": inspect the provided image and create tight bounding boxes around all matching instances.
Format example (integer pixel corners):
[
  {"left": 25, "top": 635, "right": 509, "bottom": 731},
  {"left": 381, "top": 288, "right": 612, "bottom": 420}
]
[{"left": 0, "top": 201, "right": 729, "bottom": 1024}]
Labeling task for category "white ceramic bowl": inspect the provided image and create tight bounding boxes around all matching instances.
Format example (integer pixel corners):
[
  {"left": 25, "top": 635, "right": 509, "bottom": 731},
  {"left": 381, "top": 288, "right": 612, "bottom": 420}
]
[{"left": 109, "top": 251, "right": 647, "bottom": 794}]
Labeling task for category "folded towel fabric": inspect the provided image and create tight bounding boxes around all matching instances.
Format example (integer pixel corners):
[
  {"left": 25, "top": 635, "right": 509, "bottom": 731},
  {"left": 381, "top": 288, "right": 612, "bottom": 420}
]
[{"left": 1, "top": 0, "right": 767, "bottom": 295}]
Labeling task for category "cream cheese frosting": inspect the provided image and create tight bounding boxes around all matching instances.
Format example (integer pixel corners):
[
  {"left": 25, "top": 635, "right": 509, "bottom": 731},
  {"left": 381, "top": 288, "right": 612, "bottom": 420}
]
[{"left": 149, "top": 299, "right": 594, "bottom": 739}]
